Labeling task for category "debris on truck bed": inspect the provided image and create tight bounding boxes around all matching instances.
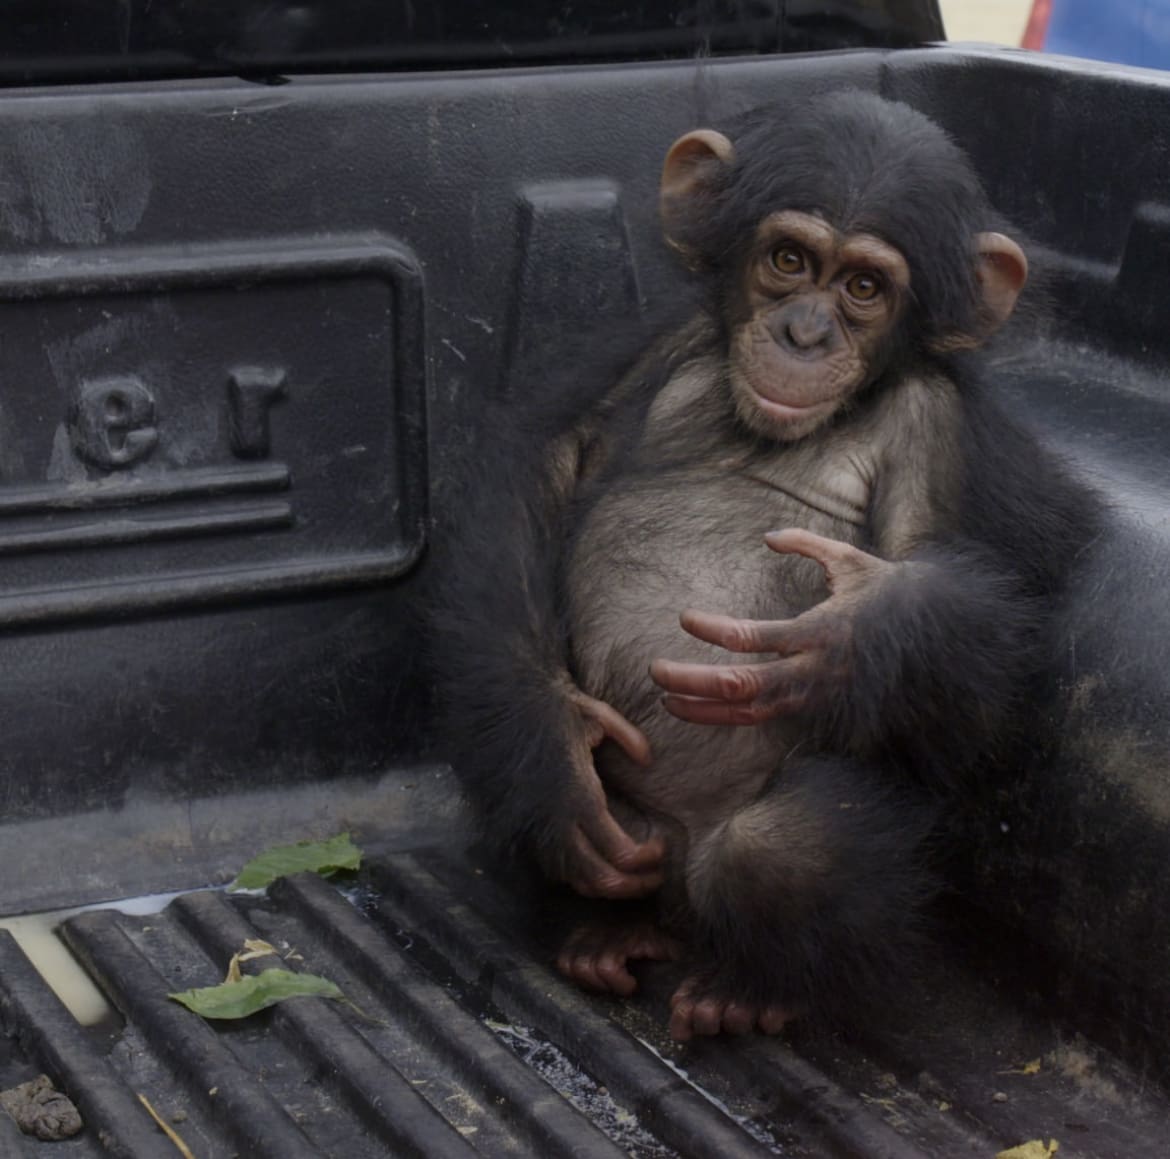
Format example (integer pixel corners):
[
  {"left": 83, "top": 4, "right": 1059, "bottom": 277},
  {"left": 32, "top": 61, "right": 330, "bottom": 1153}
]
[{"left": 2, "top": 844, "right": 1169, "bottom": 1157}]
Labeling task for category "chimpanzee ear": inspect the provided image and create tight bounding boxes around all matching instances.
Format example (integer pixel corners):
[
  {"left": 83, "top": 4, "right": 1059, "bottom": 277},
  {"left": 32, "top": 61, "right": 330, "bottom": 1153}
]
[
  {"left": 974, "top": 232, "right": 1028, "bottom": 333},
  {"left": 660, "top": 129, "right": 735, "bottom": 257}
]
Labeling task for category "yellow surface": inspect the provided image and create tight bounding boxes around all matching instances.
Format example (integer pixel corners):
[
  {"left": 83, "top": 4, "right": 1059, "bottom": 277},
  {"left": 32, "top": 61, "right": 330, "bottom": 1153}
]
[
  {"left": 997, "top": 1141, "right": 1060, "bottom": 1159},
  {"left": 939, "top": 0, "right": 1033, "bottom": 46},
  {"left": 0, "top": 890, "right": 187, "bottom": 1026},
  {"left": 0, "top": 910, "right": 112, "bottom": 1026}
]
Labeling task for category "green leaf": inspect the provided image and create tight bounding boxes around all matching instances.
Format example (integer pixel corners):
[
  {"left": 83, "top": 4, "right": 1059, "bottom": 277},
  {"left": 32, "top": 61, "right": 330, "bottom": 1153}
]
[
  {"left": 169, "top": 969, "right": 343, "bottom": 1019},
  {"left": 229, "top": 833, "right": 362, "bottom": 891}
]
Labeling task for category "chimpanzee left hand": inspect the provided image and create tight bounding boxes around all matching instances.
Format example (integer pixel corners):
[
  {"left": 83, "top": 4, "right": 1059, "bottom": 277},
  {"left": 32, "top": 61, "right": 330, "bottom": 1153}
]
[{"left": 649, "top": 529, "right": 895, "bottom": 725}]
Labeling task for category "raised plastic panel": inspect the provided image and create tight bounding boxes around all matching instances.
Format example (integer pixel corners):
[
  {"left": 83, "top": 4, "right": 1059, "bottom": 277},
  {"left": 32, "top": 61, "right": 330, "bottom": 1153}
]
[
  {"left": 0, "top": 235, "right": 427, "bottom": 626},
  {"left": 504, "top": 181, "right": 642, "bottom": 398}
]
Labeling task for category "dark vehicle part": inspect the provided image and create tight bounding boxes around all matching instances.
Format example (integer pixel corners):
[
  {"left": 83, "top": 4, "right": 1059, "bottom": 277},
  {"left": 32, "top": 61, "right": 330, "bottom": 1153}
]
[
  {"left": 1, "top": 1, "right": 944, "bottom": 85},
  {"left": 0, "top": 13, "right": 1169, "bottom": 1156}
]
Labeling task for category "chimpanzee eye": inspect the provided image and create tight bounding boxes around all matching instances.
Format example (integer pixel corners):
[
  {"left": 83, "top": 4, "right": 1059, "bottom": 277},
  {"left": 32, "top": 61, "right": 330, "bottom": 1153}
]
[
  {"left": 770, "top": 247, "right": 804, "bottom": 275},
  {"left": 846, "top": 272, "right": 882, "bottom": 301}
]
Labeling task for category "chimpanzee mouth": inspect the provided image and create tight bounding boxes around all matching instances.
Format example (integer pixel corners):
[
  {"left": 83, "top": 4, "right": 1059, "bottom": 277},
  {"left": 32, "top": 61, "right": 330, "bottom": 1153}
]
[
  {"left": 736, "top": 362, "right": 842, "bottom": 419},
  {"left": 742, "top": 378, "right": 841, "bottom": 422},
  {"left": 751, "top": 391, "right": 828, "bottom": 418}
]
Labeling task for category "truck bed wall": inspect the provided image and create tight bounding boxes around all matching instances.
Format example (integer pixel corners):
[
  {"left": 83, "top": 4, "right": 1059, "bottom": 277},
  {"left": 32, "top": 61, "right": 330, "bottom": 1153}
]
[{"left": 1, "top": 44, "right": 1169, "bottom": 1049}]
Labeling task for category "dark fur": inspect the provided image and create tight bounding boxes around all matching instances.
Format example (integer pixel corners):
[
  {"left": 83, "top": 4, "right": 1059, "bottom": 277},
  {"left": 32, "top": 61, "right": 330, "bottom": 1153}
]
[
  {"left": 431, "top": 91, "right": 1101, "bottom": 1027},
  {"left": 829, "top": 387, "right": 1097, "bottom": 790}
]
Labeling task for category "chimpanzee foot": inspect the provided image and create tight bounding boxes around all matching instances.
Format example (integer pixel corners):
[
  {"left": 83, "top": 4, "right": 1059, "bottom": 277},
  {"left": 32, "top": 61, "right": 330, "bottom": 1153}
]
[
  {"left": 556, "top": 921, "right": 683, "bottom": 997},
  {"left": 668, "top": 974, "right": 792, "bottom": 1041}
]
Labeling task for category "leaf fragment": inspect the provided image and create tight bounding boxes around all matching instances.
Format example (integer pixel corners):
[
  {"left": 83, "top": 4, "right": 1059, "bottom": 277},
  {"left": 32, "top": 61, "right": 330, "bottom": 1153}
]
[
  {"left": 169, "top": 968, "right": 343, "bottom": 1019},
  {"left": 229, "top": 833, "right": 363, "bottom": 891},
  {"left": 998, "top": 1058, "right": 1043, "bottom": 1076},
  {"left": 225, "top": 940, "right": 279, "bottom": 984},
  {"left": 137, "top": 1093, "right": 195, "bottom": 1159},
  {"left": 997, "top": 1140, "right": 1059, "bottom": 1159}
]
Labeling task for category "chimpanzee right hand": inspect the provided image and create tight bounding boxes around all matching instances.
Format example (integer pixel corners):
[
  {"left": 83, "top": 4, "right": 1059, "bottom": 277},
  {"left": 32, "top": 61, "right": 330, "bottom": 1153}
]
[{"left": 546, "top": 689, "right": 665, "bottom": 900}]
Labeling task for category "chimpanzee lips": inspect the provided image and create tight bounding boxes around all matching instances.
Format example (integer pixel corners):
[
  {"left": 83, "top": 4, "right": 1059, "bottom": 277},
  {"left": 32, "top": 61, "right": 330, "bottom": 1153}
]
[
  {"left": 740, "top": 363, "right": 843, "bottom": 421},
  {"left": 751, "top": 392, "right": 834, "bottom": 421}
]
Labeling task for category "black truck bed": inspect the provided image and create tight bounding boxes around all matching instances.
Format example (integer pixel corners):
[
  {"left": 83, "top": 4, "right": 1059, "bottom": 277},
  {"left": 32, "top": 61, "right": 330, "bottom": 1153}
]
[
  {"left": 4, "top": 26, "right": 1170, "bottom": 1157},
  {"left": 5, "top": 820, "right": 1170, "bottom": 1158},
  {"left": 4, "top": 825, "right": 1170, "bottom": 1159}
]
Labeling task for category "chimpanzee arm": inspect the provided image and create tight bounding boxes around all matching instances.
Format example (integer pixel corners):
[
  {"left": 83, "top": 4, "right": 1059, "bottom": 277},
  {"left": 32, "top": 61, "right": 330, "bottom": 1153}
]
[
  {"left": 431, "top": 403, "right": 666, "bottom": 897},
  {"left": 431, "top": 323, "right": 712, "bottom": 896},
  {"left": 828, "top": 377, "right": 1099, "bottom": 778},
  {"left": 650, "top": 376, "right": 1099, "bottom": 785}
]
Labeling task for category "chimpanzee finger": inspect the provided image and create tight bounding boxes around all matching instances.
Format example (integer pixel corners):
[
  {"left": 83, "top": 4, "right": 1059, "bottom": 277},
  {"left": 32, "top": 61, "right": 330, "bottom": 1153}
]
[
  {"left": 764, "top": 528, "right": 883, "bottom": 585},
  {"left": 561, "top": 944, "right": 636, "bottom": 991},
  {"left": 570, "top": 689, "right": 653, "bottom": 765},
  {"left": 668, "top": 983, "right": 698, "bottom": 1042},
  {"left": 670, "top": 976, "right": 790, "bottom": 1038},
  {"left": 579, "top": 799, "right": 666, "bottom": 873},
  {"left": 668, "top": 977, "right": 731, "bottom": 1039},
  {"left": 660, "top": 692, "right": 807, "bottom": 725},
  {"left": 650, "top": 655, "right": 812, "bottom": 702},
  {"left": 650, "top": 656, "right": 756, "bottom": 700},
  {"left": 569, "top": 813, "right": 666, "bottom": 898},
  {"left": 566, "top": 827, "right": 664, "bottom": 899},
  {"left": 721, "top": 1002, "right": 756, "bottom": 1036},
  {"left": 757, "top": 1006, "right": 791, "bottom": 1035},
  {"left": 669, "top": 1006, "right": 696, "bottom": 1041},
  {"left": 556, "top": 941, "right": 597, "bottom": 987},
  {"left": 558, "top": 949, "right": 610, "bottom": 993},
  {"left": 594, "top": 951, "right": 640, "bottom": 996},
  {"left": 675, "top": 608, "right": 798, "bottom": 654},
  {"left": 688, "top": 995, "right": 726, "bottom": 1037},
  {"left": 588, "top": 700, "right": 653, "bottom": 765}
]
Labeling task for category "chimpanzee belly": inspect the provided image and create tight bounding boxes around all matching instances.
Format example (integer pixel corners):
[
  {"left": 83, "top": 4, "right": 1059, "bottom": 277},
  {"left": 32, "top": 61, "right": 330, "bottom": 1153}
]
[{"left": 567, "top": 468, "right": 866, "bottom": 830}]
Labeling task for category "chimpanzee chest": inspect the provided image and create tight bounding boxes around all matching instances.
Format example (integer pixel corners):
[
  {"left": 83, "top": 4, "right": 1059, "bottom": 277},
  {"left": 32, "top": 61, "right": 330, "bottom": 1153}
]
[{"left": 566, "top": 449, "right": 871, "bottom": 824}]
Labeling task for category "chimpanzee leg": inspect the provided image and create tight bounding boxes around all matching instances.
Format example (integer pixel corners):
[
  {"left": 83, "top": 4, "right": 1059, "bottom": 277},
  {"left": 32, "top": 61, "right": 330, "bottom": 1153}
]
[{"left": 673, "top": 756, "right": 935, "bottom": 1041}]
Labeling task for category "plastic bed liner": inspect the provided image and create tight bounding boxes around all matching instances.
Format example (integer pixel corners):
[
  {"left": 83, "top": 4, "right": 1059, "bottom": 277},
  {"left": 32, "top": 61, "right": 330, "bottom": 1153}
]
[
  {"left": 3, "top": 836, "right": 1170, "bottom": 1158},
  {"left": 3, "top": 28, "right": 1170, "bottom": 1158}
]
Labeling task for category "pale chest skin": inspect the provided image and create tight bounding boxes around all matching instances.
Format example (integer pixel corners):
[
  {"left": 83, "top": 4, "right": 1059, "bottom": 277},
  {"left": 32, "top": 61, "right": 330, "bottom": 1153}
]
[{"left": 566, "top": 356, "right": 956, "bottom": 830}]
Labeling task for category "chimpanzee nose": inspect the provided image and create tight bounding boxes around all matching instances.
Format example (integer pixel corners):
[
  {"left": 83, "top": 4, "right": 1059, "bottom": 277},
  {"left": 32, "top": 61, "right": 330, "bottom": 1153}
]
[{"left": 783, "top": 307, "right": 834, "bottom": 351}]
